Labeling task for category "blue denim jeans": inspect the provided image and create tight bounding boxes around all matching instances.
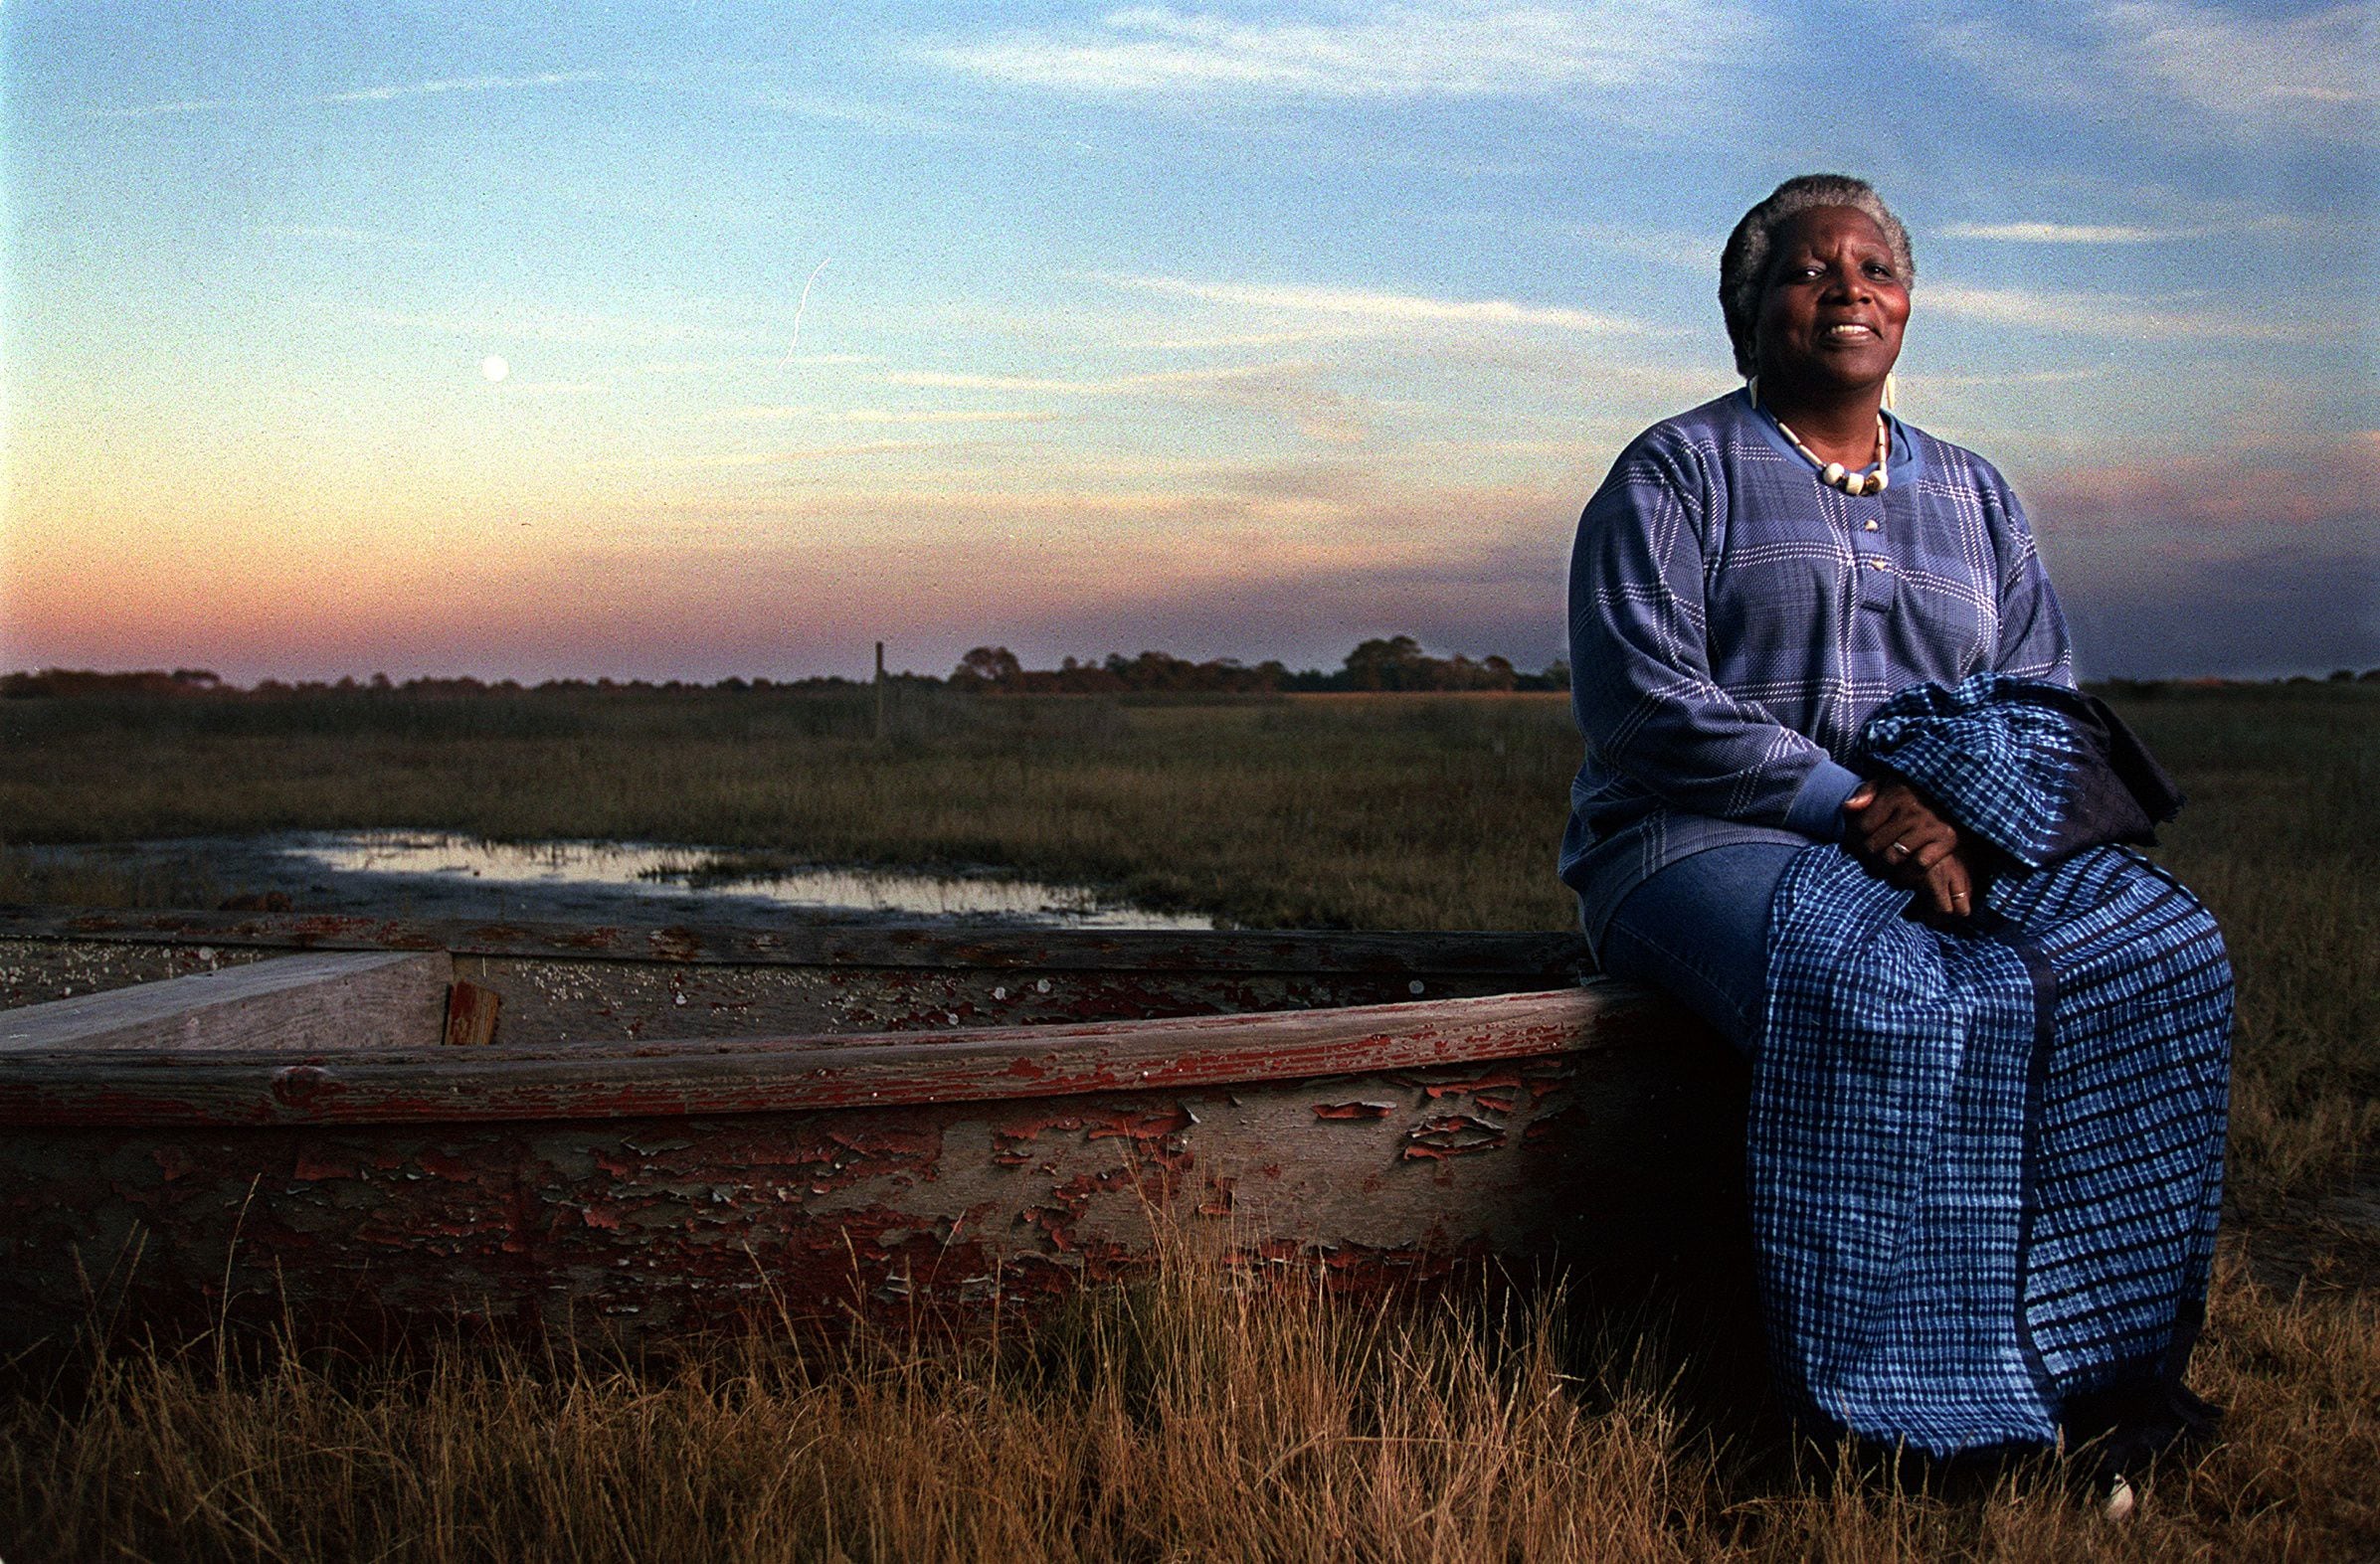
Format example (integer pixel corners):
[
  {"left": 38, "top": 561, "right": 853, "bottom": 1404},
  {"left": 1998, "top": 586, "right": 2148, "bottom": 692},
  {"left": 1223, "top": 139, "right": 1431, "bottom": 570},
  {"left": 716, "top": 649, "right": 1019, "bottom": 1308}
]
[{"left": 1594, "top": 842, "right": 1807, "bottom": 1057}]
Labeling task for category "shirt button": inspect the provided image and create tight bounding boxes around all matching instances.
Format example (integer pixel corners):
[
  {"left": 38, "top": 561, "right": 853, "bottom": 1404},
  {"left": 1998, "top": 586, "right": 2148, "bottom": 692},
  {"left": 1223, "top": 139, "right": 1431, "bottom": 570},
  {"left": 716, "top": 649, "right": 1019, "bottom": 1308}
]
[{"left": 1863, "top": 520, "right": 1879, "bottom": 532}]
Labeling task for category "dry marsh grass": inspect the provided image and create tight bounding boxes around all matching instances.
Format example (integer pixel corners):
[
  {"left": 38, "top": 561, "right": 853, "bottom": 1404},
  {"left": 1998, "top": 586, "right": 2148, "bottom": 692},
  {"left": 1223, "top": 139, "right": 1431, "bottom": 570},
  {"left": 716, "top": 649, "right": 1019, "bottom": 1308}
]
[
  {"left": 2, "top": 682, "right": 2374, "bottom": 1560},
  {"left": 3, "top": 1248, "right": 2373, "bottom": 1562}
]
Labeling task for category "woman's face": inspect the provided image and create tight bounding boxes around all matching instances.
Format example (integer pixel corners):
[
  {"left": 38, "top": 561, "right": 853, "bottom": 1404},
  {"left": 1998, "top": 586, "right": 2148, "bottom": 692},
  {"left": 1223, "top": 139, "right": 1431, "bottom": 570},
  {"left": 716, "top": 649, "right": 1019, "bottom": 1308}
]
[{"left": 1750, "top": 206, "right": 1909, "bottom": 400}]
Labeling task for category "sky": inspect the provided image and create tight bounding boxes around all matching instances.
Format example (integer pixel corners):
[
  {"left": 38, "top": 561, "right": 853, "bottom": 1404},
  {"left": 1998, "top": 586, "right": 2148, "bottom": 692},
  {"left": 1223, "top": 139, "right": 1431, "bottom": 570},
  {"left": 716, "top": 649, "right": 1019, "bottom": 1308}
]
[{"left": 4, "top": 1, "right": 2376, "bottom": 684}]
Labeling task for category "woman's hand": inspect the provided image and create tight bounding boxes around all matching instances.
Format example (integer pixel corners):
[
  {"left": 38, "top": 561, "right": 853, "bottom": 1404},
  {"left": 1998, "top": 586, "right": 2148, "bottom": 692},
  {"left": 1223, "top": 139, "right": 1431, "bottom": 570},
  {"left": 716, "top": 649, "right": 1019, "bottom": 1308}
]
[
  {"left": 1845, "top": 779, "right": 1977, "bottom": 918},
  {"left": 1916, "top": 846, "right": 1980, "bottom": 920}
]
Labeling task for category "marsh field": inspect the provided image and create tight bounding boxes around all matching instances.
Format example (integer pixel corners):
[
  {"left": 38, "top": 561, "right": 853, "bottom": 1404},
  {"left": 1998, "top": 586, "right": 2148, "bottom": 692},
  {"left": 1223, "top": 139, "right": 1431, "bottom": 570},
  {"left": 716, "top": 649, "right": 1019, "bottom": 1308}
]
[{"left": 2, "top": 681, "right": 2375, "bottom": 1561}]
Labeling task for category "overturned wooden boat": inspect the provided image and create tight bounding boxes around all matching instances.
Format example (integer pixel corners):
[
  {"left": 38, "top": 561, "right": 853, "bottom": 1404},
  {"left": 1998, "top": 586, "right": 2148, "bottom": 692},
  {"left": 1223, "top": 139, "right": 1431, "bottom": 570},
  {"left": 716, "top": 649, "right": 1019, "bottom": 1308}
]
[{"left": 0, "top": 906, "right": 1739, "bottom": 1348}]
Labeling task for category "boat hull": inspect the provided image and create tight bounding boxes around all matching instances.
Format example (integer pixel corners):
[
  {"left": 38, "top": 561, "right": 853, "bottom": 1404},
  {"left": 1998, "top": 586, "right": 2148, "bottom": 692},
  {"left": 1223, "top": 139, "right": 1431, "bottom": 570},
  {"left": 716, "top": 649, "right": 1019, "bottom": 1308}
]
[{"left": 0, "top": 911, "right": 1741, "bottom": 1347}]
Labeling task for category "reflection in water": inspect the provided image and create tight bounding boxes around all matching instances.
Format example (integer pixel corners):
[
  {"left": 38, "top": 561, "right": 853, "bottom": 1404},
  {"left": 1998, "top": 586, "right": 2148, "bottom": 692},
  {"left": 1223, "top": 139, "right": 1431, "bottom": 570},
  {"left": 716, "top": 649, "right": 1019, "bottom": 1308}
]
[{"left": 280, "top": 831, "right": 1211, "bottom": 929}]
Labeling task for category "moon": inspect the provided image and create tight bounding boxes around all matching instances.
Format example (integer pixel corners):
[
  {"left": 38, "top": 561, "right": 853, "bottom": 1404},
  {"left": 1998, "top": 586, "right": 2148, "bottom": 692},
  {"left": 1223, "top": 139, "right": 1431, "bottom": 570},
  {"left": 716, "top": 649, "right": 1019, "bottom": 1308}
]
[{"left": 480, "top": 355, "right": 510, "bottom": 383}]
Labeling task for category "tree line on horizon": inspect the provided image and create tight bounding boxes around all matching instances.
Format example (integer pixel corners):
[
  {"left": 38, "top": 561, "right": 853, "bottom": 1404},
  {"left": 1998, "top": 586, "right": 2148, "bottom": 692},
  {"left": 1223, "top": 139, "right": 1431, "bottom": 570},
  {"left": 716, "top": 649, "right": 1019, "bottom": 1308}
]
[
  {"left": 945, "top": 637, "right": 1570, "bottom": 694},
  {"left": 9, "top": 651, "right": 2377, "bottom": 704},
  {"left": 0, "top": 636, "right": 1575, "bottom": 700}
]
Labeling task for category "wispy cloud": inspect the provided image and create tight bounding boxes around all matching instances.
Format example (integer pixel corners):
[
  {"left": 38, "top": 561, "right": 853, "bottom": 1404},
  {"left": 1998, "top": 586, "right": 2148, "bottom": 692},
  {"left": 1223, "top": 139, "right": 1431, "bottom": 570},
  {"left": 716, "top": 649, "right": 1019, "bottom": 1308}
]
[
  {"left": 1925, "top": 281, "right": 2315, "bottom": 341},
  {"left": 739, "top": 90, "right": 1028, "bottom": 143},
  {"left": 86, "top": 96, "right": 237, "bottom": 122},
  {"left": 1571, "top": 222, "right": 1720, "bottom": 271},
  {"left": 922, "top": 3, "right": 1768, "bottom": 98},
  {"left": 2047, "top": 434, "right": 2380, "bottom": 535},
  {"left": 871, "top": 359, "right": 1393, "bottom": 447},
  {"left": 879, "top": 363, "right": 1305, "bottom": 396},
  {"left": 2035, "top": 436, "right": 2380, "bottom": 675},
  {"left": 318, "top": 69, "right": 614, "bottom": 104},
  {"left": 339, "top": 301, "right": 736, "bottom": 351},
  {"left": 1137, "top": 325, "right": 1387, "bottom": 351},
  {"left": 715, "top": 406, "right": 1061, "bottom": 426},
  {"left": 90, "top": 67, "right": 634, "bottom": 121},
  {"left": 1899, "top": 368, "right": 2104, "bottom": 389},
  {"left": 1914, "top": 0, "right": 2380, "bottom": 144},
  {"left": 647, "top": 439, "right": 956, "bottom": 469},
  {"left": 1939, "top": 221, "right": 2202, "bottom": 244},
  {"left": 1102, "top": 273, "right": 1664, "bottom": 336}
]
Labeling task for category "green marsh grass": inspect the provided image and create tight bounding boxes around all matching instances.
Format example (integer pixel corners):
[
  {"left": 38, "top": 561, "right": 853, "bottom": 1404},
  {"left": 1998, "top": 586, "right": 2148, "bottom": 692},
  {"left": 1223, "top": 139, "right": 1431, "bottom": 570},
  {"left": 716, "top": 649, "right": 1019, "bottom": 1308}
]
[{"left": 2, "top": 681, "right": 2374, "bottom": 1559}]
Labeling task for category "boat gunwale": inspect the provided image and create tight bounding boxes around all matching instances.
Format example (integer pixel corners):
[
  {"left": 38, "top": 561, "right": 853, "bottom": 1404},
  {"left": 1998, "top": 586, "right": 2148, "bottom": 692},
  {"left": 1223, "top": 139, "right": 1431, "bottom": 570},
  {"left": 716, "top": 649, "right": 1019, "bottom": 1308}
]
[
  {"left": 0, "top": 983, "right": 1665, "bottom": 1131},
  {"left": 0, "top": 905, "right": 1594, "bottom": 975}
]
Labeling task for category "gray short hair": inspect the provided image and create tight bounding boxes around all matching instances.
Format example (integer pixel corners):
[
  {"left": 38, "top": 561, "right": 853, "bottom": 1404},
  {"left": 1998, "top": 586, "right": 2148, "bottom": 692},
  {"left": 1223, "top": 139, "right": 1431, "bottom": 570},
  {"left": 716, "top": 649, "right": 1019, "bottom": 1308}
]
[{"left": 1720, "top": 174, "right": 1915, "bottom": 378}]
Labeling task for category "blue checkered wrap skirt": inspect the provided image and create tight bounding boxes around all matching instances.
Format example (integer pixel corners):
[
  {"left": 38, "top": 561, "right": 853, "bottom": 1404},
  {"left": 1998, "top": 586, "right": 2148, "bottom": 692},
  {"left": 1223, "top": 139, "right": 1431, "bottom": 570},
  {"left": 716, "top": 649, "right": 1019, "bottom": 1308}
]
[{"left": 1750, "top": 677, "right": 2232, "bottom": 1456}]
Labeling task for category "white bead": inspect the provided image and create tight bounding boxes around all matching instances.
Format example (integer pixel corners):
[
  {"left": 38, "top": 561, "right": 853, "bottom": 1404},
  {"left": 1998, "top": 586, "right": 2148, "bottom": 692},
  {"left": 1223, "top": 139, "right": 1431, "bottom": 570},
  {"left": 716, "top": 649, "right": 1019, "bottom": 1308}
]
[
  {"left": 1823, "top": 462, "right": 1847, "bottom": 486},
  {"left": 1871, "top": 471, "right": 1889, "bottom": 493}
]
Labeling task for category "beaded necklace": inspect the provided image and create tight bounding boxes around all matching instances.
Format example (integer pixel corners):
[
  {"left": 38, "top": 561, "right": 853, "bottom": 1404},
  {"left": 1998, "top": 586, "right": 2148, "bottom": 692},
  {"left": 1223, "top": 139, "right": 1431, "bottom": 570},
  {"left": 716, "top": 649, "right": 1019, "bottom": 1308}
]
[{"left": 1773, "top": 414, "right": 1890, "bottom": 496}]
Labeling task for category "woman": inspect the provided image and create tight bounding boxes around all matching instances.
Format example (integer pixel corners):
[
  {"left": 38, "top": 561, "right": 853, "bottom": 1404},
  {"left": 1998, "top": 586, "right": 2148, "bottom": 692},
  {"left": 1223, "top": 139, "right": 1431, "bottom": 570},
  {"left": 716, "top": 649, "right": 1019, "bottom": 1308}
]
[{"left": 1560, "top": 174, "right": 2232, "bottom": 1508}]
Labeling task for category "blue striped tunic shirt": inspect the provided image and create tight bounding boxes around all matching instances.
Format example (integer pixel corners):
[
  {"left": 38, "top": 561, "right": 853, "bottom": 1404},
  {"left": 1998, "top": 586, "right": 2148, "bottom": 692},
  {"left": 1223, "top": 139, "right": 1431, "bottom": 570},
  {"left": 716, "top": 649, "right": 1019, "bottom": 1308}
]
[{"left": 1559, "top": 389, "right": 2074, "bottom": 941}]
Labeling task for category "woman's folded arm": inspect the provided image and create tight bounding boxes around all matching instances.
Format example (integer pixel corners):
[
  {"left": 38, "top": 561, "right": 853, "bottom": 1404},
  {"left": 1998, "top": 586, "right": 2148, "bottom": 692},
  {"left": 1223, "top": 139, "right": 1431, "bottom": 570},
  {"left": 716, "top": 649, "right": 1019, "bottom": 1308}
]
[{"left": 1569, "top": 436, "right": 1854, "bottom": 838}]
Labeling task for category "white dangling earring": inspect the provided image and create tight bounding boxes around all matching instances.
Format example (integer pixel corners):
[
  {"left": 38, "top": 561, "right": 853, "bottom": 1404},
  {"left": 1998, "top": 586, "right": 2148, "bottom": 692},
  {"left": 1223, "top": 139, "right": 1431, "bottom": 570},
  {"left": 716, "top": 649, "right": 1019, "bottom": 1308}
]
[
  {"left": 1883, "top": 372, "right": 1897, "bottom": 414},
  {"left": 1746, "top": 374, "right": 1759, "bottom": 409}
]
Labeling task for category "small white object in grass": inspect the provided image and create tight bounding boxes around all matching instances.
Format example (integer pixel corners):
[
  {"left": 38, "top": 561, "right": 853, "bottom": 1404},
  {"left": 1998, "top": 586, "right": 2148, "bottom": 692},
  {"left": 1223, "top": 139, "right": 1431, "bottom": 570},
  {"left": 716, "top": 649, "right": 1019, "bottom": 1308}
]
[
  {"left": 2101, "top": 1474, "right": 2136, "bottom": 1522},
  {"left": 480, "top": 355, "right": 509, "bottom": 383}
]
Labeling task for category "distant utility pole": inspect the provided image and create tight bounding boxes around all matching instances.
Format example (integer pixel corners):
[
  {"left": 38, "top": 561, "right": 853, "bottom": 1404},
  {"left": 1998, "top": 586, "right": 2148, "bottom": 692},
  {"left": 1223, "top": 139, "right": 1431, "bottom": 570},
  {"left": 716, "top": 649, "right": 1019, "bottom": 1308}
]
[{"left": 874, "top": 641, "right": 887, "bottom": 742}]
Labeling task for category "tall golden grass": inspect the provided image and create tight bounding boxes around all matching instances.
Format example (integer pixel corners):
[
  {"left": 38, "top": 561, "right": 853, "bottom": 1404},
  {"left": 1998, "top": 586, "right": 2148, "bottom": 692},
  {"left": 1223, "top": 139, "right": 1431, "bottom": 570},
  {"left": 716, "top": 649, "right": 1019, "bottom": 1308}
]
[
  {"left": 4, "top": 1243, "right": 2373, "bottom": 1561},
  {"left": 3, "top": 682, "right": 2374, "bottom": 1559}
]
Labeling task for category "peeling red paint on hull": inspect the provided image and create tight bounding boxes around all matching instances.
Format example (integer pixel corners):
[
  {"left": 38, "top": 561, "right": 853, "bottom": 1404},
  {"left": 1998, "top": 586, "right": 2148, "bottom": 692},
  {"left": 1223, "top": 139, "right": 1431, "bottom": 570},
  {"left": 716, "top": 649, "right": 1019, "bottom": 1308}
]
[{"left": 0, "top": 912, "right": 1741, "bottom": 1346}]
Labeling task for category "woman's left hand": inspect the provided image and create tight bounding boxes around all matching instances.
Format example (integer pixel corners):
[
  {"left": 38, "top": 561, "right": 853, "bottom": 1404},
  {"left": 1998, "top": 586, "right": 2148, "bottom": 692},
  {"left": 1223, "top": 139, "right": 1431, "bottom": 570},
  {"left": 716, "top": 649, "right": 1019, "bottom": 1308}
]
[
  {"left": 1916, "top": 846, "right": 1981, "bottom": 920},
  {"left": 1843, "top": 779, "right": 1962, "bottom": 889}
]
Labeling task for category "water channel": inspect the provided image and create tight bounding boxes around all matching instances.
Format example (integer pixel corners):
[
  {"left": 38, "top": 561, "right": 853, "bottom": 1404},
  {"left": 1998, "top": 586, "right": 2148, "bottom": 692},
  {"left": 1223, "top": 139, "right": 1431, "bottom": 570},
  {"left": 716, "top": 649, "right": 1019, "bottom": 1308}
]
[{"left": 33, "top": 832, "right": 1215, "bottom": 930}]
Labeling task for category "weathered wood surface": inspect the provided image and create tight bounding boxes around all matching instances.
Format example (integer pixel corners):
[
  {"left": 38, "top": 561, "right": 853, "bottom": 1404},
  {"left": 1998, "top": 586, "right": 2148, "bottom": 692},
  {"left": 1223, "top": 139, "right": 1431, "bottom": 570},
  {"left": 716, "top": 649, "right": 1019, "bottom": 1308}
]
[
  {"left": 0, "top": 912, "right": 1738, "bottom": 1349},
  {"left": 0, "top": 1010, "right": 1737, "bottom": 1347},
  {"left": 0, "top": 951, "right": 452, "bottom": 1056},
  {"left": 0, "top": 984, "right": 1668, "bottom": 1127},
  {"left": 442, "top": 979, "right": 501, "bottom": 1047},
  {"left": 0, "top": 908, "right": 1594, "bottom": 1044},
  {"left": 0, "top": 905, "right": 1595, "bottom": 973}
]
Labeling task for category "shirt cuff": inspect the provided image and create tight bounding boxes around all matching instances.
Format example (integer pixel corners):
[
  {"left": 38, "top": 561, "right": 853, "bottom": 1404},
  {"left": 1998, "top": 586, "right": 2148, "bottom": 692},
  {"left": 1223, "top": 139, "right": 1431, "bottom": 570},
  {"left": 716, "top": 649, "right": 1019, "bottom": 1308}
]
[{"left": 1783, "top": 759, "right": 1866, "bottom": 841}]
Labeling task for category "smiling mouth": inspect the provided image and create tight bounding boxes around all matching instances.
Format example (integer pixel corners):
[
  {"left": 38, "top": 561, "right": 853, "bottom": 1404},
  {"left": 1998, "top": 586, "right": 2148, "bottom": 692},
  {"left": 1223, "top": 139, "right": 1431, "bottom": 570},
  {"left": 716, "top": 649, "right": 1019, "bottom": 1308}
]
[{"left": 1822, "top": 323, "right": 1878, "bottom": 341}]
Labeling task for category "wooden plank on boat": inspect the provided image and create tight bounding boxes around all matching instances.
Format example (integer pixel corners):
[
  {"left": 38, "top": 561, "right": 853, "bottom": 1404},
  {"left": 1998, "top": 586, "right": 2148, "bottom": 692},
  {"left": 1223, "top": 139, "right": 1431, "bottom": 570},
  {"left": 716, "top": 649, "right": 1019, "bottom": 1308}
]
[
  {"left": 0, "top": 905, "right": 1594, "bottom": 976},
  {"left": 0, "top": 951, "right": 452, "bottom": 1055},
  {"left": 4, "top": 937, "right": 1564, "bottom": 1047},
  {"left": 0, "top": 982, "right": 1666, "bottom": 1128},
  {"left": 442, "top": 979, "right": 501, "bottom": 1047},
  {"left": 1, "top": 910, "right": 1599, "bottom": 1045}
]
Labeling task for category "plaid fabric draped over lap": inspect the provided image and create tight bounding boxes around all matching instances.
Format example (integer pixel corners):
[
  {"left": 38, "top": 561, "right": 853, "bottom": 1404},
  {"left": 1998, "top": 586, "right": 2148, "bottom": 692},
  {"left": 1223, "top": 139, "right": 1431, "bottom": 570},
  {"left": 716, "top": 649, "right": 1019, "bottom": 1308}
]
[{"left": 1750, "top": 674, "right": 2233, "bottom": 1456}]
